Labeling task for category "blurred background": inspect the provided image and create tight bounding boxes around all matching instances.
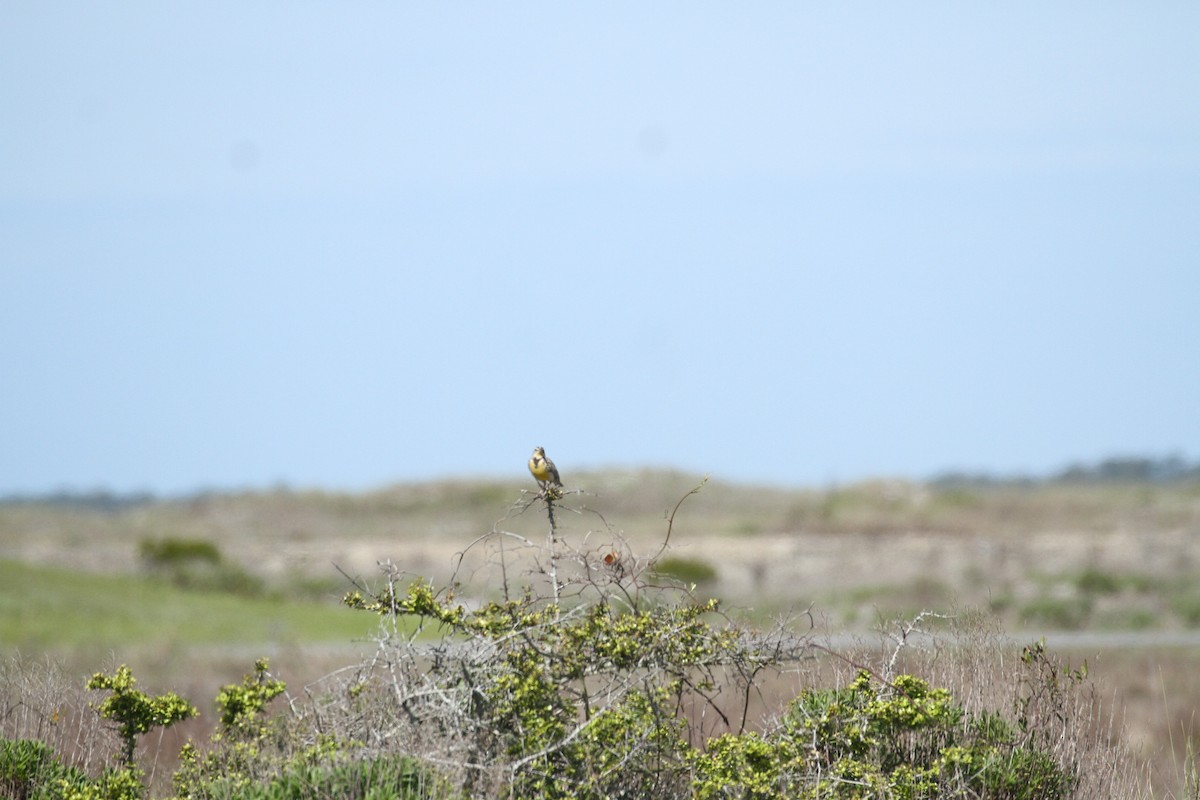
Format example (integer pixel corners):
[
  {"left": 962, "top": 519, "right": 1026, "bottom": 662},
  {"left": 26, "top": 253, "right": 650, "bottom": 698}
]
[{"left": 3, "top": 4, "right": 1198, "bottom": 496}]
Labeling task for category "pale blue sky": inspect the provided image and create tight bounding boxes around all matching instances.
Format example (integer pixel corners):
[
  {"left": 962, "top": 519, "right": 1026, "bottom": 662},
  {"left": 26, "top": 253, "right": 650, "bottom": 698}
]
[{"left": 2, "top": 4, "right": 1198, "bottom": 494}]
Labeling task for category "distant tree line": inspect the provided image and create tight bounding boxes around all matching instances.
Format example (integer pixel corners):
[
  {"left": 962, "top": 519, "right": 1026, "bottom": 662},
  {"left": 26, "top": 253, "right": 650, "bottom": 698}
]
[
  {"left": 0, "top": 489, "right": 156, "bottom": 511},
  {"left": 932, "top": 454, "right": 1200, "bottom": 488},
  {"left": 2, "top": 454, "right": 1198, "bottom": 508}
]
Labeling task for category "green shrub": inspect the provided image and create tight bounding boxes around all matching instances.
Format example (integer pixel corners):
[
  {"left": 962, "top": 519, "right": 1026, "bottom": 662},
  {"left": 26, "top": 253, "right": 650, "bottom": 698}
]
[
  {"left": 1171, "top": 589, "right": 1200, "bottom": 627},
  {"left": 0, "top": 737, "right": 144, "bottom": 800},
  {"left": 1, "top": 737, "right": 88, "bottom": 799},
  {"left": 171, "top": 659, "right": 451, "bottom": 800},
  {"left": 1075, "top": 568, "right": 1123, "bottom": 595},
  {"left": 690, "top": 671, "right": 1076, "bottom": 799},
  {"left": 139, "top": 538, "right": 223, "bottom": 567},
  {"left": 652, "top": 555, "right": 718, "bottom": 585},
  {"left": 139, "top": 537, "right": 265, "bottom": 596},
  {"left": 344, "top": 577, "right": 744, "bottom": 799},
  {"left": 87, "top": 665, "right": 198, "bottom": 765},
  {"left": 214, "top": 659, "right": 286, "bottom": 738},
  {"left": 174, "top": 749, "right": 440, "bottom": 800}
]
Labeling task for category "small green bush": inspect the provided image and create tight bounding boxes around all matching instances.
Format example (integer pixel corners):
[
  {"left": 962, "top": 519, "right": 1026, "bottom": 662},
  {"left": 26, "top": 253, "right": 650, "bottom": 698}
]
[
  {"left": 652, "top": 556, "right": 718, "bottom": 585},
  {"left": 1, "top": 737, "right": 88, "bottom": 799},
  {"left": 139, "top": 538, "right": 223, "bottom": 568},
  {"left": 1171, "top": 589, "right": 1200, "bottom": 627},
  {"left": 690, "top": 671, "right": 1076, "bottom": 799},
  {"left": 174, "top": 749, "right": 439, "bottom": 800},
  {"left": 87, "top": 665, "right": 198, "bottom": 765},
  {"left": 139, "top": 537, "right": 265, "bottom": 596},
  {"left": 214, "top": 659, "right": 286, "bottom": 737},
  {"left": 1075, "top": 568, "right": 1123, "bottom": 595},
  {"left": 0, "top": 737, "right": 144, "bottom": 800},
  {"left": 170, "top": 660, "right": 450, "bottom": 800}
]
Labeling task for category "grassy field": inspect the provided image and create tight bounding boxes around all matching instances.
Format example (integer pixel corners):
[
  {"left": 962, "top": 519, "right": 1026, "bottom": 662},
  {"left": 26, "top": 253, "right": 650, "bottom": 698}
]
[
  {"left": 3, "top": 472, "right": 1200, "bottom": 795},
  {"left": 0, "top": 559, "right": 376, "bottom": 650}
]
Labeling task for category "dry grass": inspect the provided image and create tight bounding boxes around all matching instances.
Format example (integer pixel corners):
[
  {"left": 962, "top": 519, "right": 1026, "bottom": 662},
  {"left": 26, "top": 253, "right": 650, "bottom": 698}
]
[{"left": 0, "top": 655, "right": 119, "bottom": 775}]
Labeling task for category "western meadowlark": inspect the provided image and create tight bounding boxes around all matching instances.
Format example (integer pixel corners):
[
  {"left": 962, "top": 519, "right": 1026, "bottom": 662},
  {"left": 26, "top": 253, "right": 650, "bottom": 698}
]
[{"left": 528, "top": 446, "right": 562, "bottom": 489}]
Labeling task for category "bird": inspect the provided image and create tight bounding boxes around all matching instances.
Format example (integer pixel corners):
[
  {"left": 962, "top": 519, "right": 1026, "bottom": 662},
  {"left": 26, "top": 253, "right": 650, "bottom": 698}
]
[{"left": 528, "top": 446, "right": 562, "bottom": 489}]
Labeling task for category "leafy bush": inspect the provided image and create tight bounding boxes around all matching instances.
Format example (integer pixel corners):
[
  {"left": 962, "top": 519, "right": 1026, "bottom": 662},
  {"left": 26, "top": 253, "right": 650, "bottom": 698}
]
[
  {"left": 170, "top": 659, "right": 450, "bottom": 800},
  {"left": 87, "top": 665, "right": 197, "bottom": 766},
  {"left": 139, "top": 537, "right": 264, "bottom": 596},
  {"left": 690, "top": 671, "right": 1075, "bottom": 799},
  {"left": 174, "top": 745, "right": 441, "bottom": 800},
  {"left": 213, "top": 659, "right": 286, "bottom": 737},
  {"left": 331, "top": 480, "right": 808, "bottom": 797},
  {"left": 652, "top": 555, "right": 719, "bottom": 585},
  {"left": 139, "top": 538, "right": 222, "bottom": 568},
  {"left": 0, "top": 736, "right": 144, "bottom": 800},
  {"left": 342, "top": 579, "right": 745, "bottom": 798},
  {"left": 1074, "top": 568, "right": 1124, "bottom": 595},
  {"left": 1170, "top": 588, "right": 1200, "bottom": 627},
  {"left": 1, "top": 737, "right": 88, "bottom": 799}
]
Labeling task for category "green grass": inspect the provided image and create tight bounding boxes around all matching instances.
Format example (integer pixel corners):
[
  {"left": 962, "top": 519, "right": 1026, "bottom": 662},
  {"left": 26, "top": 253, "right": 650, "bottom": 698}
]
[{"left": 0, "top": 559, "right": 380, "bottom": 650}]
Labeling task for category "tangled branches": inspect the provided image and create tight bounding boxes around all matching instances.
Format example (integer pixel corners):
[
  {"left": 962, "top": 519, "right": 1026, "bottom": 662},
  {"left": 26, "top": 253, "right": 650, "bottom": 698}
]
[{"left": 336, "top": 479, "right": 811, "bottom": 798}]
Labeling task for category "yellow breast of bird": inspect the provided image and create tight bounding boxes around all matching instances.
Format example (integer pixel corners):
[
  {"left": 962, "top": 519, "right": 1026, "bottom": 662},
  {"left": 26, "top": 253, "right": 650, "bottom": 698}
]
[{"left": 529, "top": 456, "right": 551, "bottom": 481}]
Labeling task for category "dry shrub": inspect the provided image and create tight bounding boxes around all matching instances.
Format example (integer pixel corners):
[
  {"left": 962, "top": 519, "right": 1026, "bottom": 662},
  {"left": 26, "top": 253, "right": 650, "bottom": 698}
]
[{"left": 0, "top": 654, "right": 121, "bottom": 775}]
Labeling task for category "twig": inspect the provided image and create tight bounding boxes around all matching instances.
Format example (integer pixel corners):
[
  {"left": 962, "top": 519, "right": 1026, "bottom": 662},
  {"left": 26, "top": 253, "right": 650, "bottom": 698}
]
[{"left": 650, "top": 476, "right": 709, "bottom": 564}]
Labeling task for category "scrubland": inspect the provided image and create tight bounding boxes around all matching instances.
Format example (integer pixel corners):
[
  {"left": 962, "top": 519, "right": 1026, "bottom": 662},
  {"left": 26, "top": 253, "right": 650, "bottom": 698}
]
[{"left": 2, "top": 472, "right": 1199, "bottom": 797}]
